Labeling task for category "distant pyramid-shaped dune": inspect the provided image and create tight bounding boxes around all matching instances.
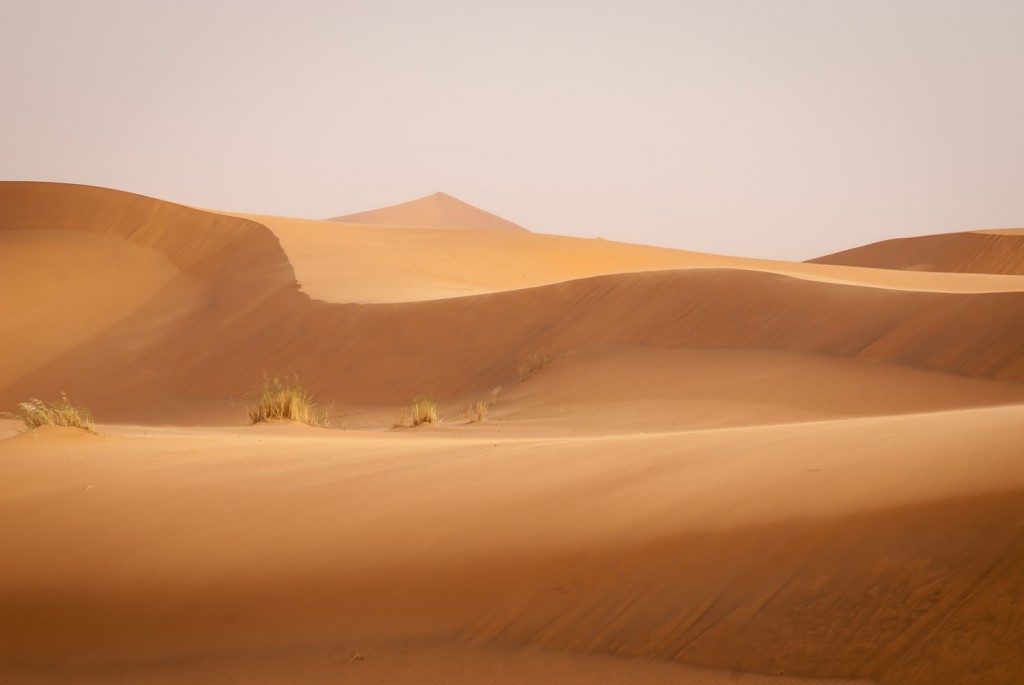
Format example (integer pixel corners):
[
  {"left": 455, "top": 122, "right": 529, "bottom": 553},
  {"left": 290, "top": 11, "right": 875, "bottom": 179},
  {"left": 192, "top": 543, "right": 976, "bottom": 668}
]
[{"left": 328, "top": 191, "right": 529, "bottom": 232}]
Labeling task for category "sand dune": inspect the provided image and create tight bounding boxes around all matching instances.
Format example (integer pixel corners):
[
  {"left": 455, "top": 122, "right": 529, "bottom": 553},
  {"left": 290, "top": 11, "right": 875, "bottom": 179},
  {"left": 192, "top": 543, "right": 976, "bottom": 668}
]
[
  {"left": 2, "top": 181, "right": 1023, "bottom": 684},
  {"left": 4, "top": 182, "right": 1024, "bottom": 423},
  {"left": 227, "top": 212, "right": 1024, "bottom": 304},
  {"left": 810, "top": 230, "right": 1024, "bottom": 275},
  {"left": 329, "top": 191, "right": 529, "bottom": 232},
  {"left": 3, "top": 406, "right": 1023, "bottom": 683},
  {"left": 494, "top": 347, "right": 1024, "bottom": 432},
  {"left": 0, "top": 229, "right": 199, "bottom": 389},
  {"left": 226, "top": 211, "right": 727, "bottom": 303},
  {"left": 0, "top": 182, "right": 301, "bottom": 422}
]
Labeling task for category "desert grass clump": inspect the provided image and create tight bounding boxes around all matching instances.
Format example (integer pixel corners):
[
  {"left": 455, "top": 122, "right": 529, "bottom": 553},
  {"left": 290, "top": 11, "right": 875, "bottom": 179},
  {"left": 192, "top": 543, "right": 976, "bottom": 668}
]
[
  {"left": 395, "top": 395, "right": 439, "bottom": 427},
  {"left": 410, "top": 395, "right": 439, "bottom": 425},
  {"left": 466, "top": 398, "right": 490, "bottom": 423},
  {"left": 517, "top": 347, "right": 557, "bottom": 383},
  {"left": 247, "top": 374, "right": 329, "bottom": 427},
  {"left": 466, "top": 386, "right": 501, "bottom": 423},
  {"left": 17, "top": 393, "right": 94, "bottom": 432}
]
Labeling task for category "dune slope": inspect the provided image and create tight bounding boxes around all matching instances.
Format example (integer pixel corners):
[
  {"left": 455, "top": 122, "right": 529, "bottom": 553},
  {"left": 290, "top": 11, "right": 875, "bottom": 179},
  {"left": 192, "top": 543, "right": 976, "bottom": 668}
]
[
  {"left": 0, "top": 229, "right": 200, "bottom": 389},
  {"left": 0, "top": 182, "right": 298, "bottom": 421},
  {"left": 2, "top": 405, "right": 1023, "bottom": 683},
  {"left": 493, "top": 347, "right": 1024, "bottom": 432},
  {"left": 810, "top": 231, "right": 1024, "bottom": 275}
]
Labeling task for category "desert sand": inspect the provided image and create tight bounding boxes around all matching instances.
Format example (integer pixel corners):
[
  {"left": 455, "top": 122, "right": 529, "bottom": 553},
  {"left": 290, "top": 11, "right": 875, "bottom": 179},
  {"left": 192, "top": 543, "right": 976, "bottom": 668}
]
[
  {"left": 809, "top": 230, "right": 1024, "bottom": 275},
  {"left": 2, "top": 181, "right": 1023, "bottom": 684},
  {"left": 329, "top": 191, "right": 530, "bottom": 232}
]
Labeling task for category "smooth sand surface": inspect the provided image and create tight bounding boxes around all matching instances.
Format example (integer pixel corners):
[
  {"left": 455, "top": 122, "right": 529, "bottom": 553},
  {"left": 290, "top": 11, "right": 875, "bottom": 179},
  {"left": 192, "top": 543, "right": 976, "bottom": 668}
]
[
  {"left": 0, "top": 229, "right": 200, "bottom": 389},
  {"left": 6, "top": 643, "right": 875, "bottom": 685},
  {"left": 2, "top": 181, "right": 1023, "bottom": 684},
  {"left": 810, "top": 230, "right": 1024, "bottom": 275},
  {"left": 3, "top": 407, "right": 1023, "bottom": 683}
]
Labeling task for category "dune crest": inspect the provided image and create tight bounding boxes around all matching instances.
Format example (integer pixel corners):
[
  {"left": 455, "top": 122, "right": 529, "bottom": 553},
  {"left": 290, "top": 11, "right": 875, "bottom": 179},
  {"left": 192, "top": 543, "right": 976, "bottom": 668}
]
[
  {"left": 227, "top": 212, "right": 1024, "bottom": 305},
  {"left": 328, "top": 191, "right": 529, "bottom": 232}
]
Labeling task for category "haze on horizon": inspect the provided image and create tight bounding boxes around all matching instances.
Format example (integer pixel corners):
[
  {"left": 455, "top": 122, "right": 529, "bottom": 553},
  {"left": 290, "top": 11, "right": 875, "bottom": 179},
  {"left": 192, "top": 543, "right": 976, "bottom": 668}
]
[{"left": 2, "top": 0, "right": 1023, "bottom": 260}]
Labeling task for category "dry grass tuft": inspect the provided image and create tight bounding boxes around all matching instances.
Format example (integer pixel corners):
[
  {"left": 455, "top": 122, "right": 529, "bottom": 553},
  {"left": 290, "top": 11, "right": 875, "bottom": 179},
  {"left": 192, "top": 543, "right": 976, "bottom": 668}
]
[
  {"left": 466, "top": 399, "right": 490, "bottom": 423},
  {"left": 248, "top": 374, "right": 329, "bottom": 427},
  {"left": 466, "top": 386, "right": 501, "bottom": 423},
  {"left": 395, "top": 395, "right": 439, "bottom": 427},
  {"left": 17, "top": 393, "right": 94, "bottom": 432},
  {"left": 344, "top": 648, "right": 368, "bottom": 664},
  {"left": 517, "top": 348, "right": 557, "bottom": 382},
  {"left": 411, "top": 395, "right": 439, "bottom": 425}
]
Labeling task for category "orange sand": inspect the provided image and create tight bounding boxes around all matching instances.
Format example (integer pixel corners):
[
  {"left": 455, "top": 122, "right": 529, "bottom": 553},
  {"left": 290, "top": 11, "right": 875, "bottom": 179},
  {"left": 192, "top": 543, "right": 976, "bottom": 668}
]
[
  {"left": 329, "top": 191, "right": 529, "bottom": 232},
  {"left": 809, "top": 230, "right": 1024, "bottom": 275},
  {"left": 2, "top": 181, "right": 1023, "bottom": 684}
]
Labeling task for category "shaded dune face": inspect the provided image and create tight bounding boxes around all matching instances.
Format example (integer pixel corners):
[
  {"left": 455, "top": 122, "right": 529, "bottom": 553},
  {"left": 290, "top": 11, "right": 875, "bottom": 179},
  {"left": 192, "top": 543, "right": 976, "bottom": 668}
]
[
  {"left": 0, "top": 182, "right": 301, "bottom": 422},
  {"left": 497, "top": 347, "right": 1024, "bottom": 431},
  {"left": 328, "top": 191, "right": 530, "bottom": 232},
  {"left": 0, "top": 229, "right": 196, "bottom": 389},
  {"left": 809, "top": 231, "right": 1024, "bottom": 275},
  {"left": 3, "top": 182, "right": 1024, "bottom": 423}
]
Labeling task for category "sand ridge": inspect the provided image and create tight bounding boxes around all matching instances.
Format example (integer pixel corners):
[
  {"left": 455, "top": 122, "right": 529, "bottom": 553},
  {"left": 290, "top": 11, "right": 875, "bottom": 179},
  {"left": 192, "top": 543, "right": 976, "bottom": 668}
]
[{"left": 224, "top": 211, "right": 1024, "bottom": 304}]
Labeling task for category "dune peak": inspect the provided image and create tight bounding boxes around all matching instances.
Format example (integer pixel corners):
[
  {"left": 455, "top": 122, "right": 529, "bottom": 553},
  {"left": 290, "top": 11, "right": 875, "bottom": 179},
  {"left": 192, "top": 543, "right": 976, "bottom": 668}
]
[{"left": 328, "top": 191, "right": 529, "bottom": 232}]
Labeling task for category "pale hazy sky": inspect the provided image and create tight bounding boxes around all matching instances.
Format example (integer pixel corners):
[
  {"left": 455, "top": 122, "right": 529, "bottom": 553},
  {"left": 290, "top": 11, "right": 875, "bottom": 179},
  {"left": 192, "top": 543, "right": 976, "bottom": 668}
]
[{"left": 2, "top": 0, "right": 1023, "bottom": 259}]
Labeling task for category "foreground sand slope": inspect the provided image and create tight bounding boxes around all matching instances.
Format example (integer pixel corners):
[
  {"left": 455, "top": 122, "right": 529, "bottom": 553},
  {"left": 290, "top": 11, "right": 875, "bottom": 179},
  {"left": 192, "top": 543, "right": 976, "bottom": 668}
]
[
  {"left": 6, "top": 644, "right": 876, "bottom": 685},
  {"left": 809, "top": 231, "right": 1024, "bottom": 275},
  {"left": 2, "top": 405, "right": 1022, "bottom": 684},
  {"left": 4, "top": 182, "right": 1024, "bottom": 424}
]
